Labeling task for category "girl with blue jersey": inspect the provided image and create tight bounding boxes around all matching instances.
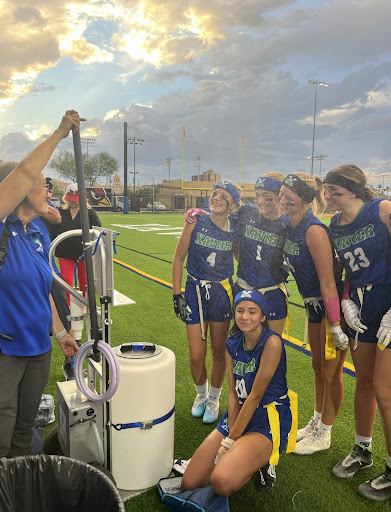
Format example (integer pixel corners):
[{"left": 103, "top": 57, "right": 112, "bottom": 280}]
[
  {"left": 233, "top": 176, "right": 289, "bottom": 335},
  {"left": 172, "top": 181, "right": 241, "bottom": 424},
  {"left": 279, "top": 173, "right": 348, "bottom": 455},
  {"left": 181, "top": 290, "right": 295, "bottom": 497},
  {"left": 324, "top": 164, "right": 391, "bottom": 501}
]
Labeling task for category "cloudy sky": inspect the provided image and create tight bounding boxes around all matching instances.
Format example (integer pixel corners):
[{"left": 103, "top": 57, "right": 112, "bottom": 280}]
[{"left": 1, "top": 0, "right": 391, "bottom": 188}]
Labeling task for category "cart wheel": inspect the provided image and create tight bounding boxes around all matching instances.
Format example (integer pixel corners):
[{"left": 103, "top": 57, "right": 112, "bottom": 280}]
[
  {"left": 43, "top": 425, "right": 63, "bottom": 455},
  {"left": 91, "top": 463, "right": 116, "bottom": 484}
]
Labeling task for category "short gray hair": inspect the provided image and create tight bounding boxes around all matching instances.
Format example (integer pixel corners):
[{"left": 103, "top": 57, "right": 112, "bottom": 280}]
[{"left": 0, "top": 161, "right": 19, "bottom": 183}]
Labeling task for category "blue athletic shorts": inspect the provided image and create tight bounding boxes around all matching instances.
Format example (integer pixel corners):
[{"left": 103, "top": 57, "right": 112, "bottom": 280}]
[
  {"left": 184, "top": 277, "right": 233, "bottom": 324},
  {"left": 305, "top": 299, "right": 326, "bottom": 324},
  {"left": 347, "top": 285, "right": 391, "bottom": 345},
  {"left": 234, "top": 283, "right": 287, "bottom": 321},
  {"left": 216, "top": 398, "right": 292, "bottom": 454}
]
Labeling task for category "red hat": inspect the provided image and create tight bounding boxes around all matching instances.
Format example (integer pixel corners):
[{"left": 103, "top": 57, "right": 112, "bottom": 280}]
[{"left": 65, "top": 183, "right": 79, "bottom": 202}]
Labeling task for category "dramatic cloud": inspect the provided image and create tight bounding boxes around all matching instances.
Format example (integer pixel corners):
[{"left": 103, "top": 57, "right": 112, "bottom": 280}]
[{"left": 1, "top": 0, "right": 391, "bottom": 185}]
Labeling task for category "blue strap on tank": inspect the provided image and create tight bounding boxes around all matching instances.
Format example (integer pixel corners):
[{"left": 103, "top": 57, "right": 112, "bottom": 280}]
[{"left": 112, "top": 405, "right": 175, "bottom": 431}]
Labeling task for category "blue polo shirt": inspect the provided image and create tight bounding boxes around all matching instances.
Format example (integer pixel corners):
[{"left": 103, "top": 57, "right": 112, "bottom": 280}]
[
  {"left": 33, "top": 209, "right": 60, "bottom": 274},
  {"left": 0, "top": 214, "right": 52, "bottom": 356}
]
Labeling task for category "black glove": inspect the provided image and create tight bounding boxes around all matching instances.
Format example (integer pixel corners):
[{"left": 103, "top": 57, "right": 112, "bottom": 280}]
[{"left": 173, "top": 294, "right": 190, "bottom": 322}]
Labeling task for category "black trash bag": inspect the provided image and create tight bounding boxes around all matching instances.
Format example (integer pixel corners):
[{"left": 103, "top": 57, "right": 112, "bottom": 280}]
[
  {"left": 31, "top": 427, "right": 43, "bottom": 455},
  {"left": 0, "top": 455, "right": 125, "bottom": 512}
]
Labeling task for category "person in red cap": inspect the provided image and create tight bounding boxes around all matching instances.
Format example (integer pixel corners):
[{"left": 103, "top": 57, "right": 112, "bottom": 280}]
[
  {"left": 51, "top": 182, "right": 101, "bottom": 303},
  {"left": 50, "top": 183, "right": 101, "bottom": 378}
]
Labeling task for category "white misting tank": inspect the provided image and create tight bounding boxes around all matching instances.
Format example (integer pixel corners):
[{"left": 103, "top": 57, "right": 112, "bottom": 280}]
[{"left": 110, "top": 342, "right": 175, "bottom": 490}]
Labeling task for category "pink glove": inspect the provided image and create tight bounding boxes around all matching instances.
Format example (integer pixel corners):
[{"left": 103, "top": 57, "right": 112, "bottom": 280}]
[{"left": 185, "top": 208, "right": 203, "bottom": 224}]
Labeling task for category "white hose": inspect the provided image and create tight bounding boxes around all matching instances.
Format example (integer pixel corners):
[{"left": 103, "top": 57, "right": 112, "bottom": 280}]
[
  {"left": 90, "top": 419, "right": 105, "bottom": 465},
  {"left": 74, "top": 340, "right": 120, "bottom": 402}
]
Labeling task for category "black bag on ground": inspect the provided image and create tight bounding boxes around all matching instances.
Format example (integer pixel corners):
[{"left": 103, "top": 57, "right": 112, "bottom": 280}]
[
  {"left": 158, "top": 477, "right": 229, "bottom": 512},
  {"left": 0, "top": 455, "right": 124, "bottom": 512}
]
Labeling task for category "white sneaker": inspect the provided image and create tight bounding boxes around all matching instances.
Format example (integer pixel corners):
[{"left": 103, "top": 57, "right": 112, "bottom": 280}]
[
  {"left": 296, "top": 416, "right": 319, "bottom": 443},
  {"left": 294, "top": 426, "right": 331, "bottom": 455},
  {"left": 203, "top": 398, "right": 220, "bottom": 424}
]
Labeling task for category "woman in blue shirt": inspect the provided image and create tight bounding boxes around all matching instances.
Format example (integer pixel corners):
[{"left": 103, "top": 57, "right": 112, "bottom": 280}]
[
  {"left": 324, "top": 164, "right": 391, "bottom": 501},
  {"left": 172, "top": 181, "right": 241, "bottom": 424},
  {"left": 0, "top": 110, "right": 79, "bottom": 457},
  {"left": 181, "top": 290, "right": 293, "bottom": 497},
  {"left": 279, "top": 173, "right": 348, "bottom": 455}
]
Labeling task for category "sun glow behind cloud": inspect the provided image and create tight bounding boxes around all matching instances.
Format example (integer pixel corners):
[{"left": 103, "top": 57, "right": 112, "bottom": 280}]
[
  {"left": 1, "top": 0, "right": 227, "bottom": 109},
  {"left": 25, "top": 124, "right": 51, "bottom": 141}
]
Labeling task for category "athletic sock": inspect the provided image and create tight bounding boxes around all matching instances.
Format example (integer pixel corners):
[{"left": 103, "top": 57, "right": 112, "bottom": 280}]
[
  {"left": 314, "top": 411, "right": 322, "bottom": 423},
  {"left": 355, "top": 434, "right": 372, "bottom": 451},
  {"left": 208, "top": 386, "right": 222, "bottom": 401},
  {"left": 318, "top": 421, "right": 332, "bottom": 432},
  {"left": 195, "top": 381, "right": 208, "bottom": 398}
]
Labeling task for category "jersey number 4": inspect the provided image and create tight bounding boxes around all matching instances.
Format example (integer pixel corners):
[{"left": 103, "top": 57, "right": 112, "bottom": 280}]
[
  {"left": 206, "top": 252, "right": 217, "bottom": 267},
  {"left": 344, "top": 247, "right": 370, "bottom": 272}
]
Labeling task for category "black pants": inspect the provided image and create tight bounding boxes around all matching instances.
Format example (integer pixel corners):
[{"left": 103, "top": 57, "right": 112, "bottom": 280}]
[{"left": 0, "top": 348, "right": 51, "bottom": 457}]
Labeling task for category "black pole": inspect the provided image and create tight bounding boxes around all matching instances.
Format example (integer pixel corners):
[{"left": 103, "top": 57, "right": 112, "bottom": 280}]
[
  {"left": 72, "top": 128, "right": 99, "bottom": 342},
  {"left": 123, "top": 122, "right": 129, "bottom": 214}
]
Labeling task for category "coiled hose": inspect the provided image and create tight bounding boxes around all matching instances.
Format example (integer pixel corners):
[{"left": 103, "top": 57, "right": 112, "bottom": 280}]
[{"left": 74, "top": 340, "right": 120, "bottom": 402}]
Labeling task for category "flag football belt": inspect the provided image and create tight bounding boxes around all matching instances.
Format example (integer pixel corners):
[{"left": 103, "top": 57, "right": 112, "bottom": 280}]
[
  {"left": 263, "top": 389, "right": 298, "bottom": 465},
  {"left": 188, "top": 274, "right": 233, "bottom": 341},
  {"left": 112, "top": 405, "right": 175, "bottom": 431},
  {"left": 302, "top": 296, "right": 337, "bottom": 360},
  {"left": 354, "top": 284, "right": 373, "bottom": 351}
]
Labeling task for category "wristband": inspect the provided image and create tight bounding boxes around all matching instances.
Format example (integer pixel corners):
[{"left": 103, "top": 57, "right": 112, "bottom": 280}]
[
  {"left": 53, "top": 329, "right": 67, "bottom": 341},
  {"left": 323, "top": 297, "right": 341, "bottom": 323},
  {"left": 221, "top": 437, "right": 235, "bottom": 450}
]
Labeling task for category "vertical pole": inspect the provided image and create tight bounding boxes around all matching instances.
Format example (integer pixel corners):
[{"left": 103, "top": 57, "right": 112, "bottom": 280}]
[
  {"left": 182, "top": 127, "right": 185, "bottom": 188},
  {"left": 72, "top": 128, "right": 99, "bottom": 341},
  {"left": 123, "top": 122, "right": 129, "bottom": 214},
  {"left": 311, "top": 85, "right": 318, "bottom": 175},
  {"left": 240, "top": 134, "right": 244, "bottom": 185},
  {"left": 152, "top": 177, "right": 155, "bottom": 213},
  {"left": 133, "top": 141, "right": 136, "bottom": 195}
]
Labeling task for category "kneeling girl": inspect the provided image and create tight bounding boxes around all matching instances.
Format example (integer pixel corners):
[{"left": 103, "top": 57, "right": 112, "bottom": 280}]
[{"left": 181, "top": 290, "right": 294, "bottom": 497}]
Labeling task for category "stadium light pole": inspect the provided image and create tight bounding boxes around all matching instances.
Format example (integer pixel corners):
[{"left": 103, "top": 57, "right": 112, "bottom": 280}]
[
  {"left": 123, "top": 123, "right": 129, "bottom": 214},
  {"left": 308, "top": 154, "right": 328, "bottom": 177},
  {"left": 128, "top": 136, "right": 144, "bottom": 211},
  {"left": 308, "top": 80, "right": 328, "bottom": 175},
  {"left": 80, "top": 137, "right": 96, "bottom": 158}
]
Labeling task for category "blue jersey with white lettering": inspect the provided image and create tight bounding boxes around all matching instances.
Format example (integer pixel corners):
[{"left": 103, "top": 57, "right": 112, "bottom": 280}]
[
  {"left": 329, "top": 199, "right": 391, "bottom": 286},
  {"left": 186, "top": 215, "right": 240, "bottom": 281},
  {"left": 0, "top": 214, "right": 52, "bottom": 356},
  {"left": 226, "top": 327, "right": 288, "bottom": 406},
  {"left": 231, "top": 204, "right": 289, "bottom": 287},
  {"left": 283, "top": 210, "right": 328, "bottom": 298}
]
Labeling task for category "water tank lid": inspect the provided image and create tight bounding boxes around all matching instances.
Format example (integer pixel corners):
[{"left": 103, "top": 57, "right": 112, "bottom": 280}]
[{"left": 115, "top": 343, "right": 162, "bottom": 359}]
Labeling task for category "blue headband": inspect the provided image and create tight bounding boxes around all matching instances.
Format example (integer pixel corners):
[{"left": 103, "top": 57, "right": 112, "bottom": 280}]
[
  {"left": 213, "top": 181, "right": 241, "bottom": 206},
  {"left": 254, "top": 177, "right": 282, "bottom": 195},
  {"left": 233, "top": 290, "right": 268, "bottom": 316}
]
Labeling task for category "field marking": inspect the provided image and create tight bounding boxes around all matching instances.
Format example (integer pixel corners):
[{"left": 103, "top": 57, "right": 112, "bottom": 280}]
[
  {"left": 113, "top": 256, "right": 356, "bottom": 378},
  {"left": 156, "top": 232, "right": 183, "bottom": 235}
]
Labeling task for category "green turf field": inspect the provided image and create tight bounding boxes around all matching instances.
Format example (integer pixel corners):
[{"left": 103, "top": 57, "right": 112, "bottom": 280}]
[{"left": 44, "top": 212, "right": 386, "bottom": 512}]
